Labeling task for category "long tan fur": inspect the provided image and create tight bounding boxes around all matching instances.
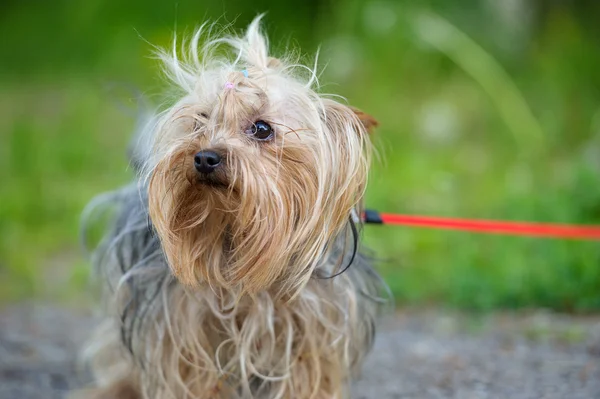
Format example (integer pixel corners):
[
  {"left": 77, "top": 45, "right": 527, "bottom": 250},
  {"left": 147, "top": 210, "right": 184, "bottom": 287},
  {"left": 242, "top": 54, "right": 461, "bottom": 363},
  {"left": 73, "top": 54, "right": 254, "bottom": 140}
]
[{"left": 80, "top": 16, "right": 387, "bottom": 399}]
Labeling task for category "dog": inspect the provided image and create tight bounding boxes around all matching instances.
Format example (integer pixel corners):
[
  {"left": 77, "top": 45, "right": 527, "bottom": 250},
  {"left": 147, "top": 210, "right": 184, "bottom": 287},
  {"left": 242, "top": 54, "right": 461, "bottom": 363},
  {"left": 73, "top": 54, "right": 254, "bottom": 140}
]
[{"left": 81, "top": 16, "right": 388, "bottom": 399}]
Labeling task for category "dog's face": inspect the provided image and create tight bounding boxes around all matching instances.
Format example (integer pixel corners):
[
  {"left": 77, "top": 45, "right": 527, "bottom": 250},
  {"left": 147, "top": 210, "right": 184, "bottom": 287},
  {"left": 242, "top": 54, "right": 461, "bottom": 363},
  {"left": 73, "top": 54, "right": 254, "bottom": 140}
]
[{"left": 146, "top": 19, "right": 376, "bottom": 297}]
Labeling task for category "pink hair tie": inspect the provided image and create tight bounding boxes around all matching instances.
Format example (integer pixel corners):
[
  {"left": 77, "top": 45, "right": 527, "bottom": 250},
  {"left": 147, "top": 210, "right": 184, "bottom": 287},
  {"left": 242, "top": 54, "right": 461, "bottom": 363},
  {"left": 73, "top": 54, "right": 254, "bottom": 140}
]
[{"left": 224, "top": 82, "right": 235, "bottom": 89}]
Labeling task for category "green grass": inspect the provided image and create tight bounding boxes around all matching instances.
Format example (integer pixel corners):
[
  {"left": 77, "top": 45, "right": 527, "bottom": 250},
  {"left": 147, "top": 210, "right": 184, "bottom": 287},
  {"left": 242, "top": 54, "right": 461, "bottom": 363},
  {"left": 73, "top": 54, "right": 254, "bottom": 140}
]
[
  {"left": 1, "top": 1, "right": 599, "bottom": 310},
  {"left": 0, "top": 81, "right": 133, "bottom": 301}
]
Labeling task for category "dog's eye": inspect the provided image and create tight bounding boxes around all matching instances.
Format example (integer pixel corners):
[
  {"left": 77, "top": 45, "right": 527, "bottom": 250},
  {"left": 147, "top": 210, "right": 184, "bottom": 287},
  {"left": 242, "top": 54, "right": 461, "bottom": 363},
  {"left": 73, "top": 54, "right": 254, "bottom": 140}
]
[
  {"left": 193, "top": 113, "right": 209, "bottom": 131},
  {"left": 247, "top": 120, "right": 273, "bottom": 141}
]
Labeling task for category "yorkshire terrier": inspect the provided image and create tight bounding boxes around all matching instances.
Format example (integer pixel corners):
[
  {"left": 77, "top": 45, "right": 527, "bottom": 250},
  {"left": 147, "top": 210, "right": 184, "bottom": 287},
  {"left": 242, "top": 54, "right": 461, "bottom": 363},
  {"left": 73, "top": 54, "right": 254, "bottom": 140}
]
[{"left": 81, "top": 17, "right": 388, "bottom": 399}]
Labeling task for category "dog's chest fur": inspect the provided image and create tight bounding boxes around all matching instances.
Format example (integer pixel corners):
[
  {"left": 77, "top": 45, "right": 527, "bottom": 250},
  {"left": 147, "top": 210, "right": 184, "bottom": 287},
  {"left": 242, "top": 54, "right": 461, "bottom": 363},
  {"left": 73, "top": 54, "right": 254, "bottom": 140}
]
[{"left": 86, "top": 186, "right": 383, "bottom": 398}]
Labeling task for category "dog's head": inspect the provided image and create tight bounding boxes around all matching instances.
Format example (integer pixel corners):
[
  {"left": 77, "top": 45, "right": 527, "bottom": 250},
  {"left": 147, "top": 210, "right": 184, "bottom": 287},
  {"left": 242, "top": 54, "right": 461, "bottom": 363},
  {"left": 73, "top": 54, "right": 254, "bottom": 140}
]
[{"left": 144, "top": 17, "right": 377, "bottom": 297}]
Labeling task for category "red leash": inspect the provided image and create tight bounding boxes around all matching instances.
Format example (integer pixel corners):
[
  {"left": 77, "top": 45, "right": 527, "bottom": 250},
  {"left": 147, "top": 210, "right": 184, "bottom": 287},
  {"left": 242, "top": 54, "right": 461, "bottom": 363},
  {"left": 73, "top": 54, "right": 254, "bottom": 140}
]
[{"left": 363, "top": 210, "right": 600, "bottom": 240}]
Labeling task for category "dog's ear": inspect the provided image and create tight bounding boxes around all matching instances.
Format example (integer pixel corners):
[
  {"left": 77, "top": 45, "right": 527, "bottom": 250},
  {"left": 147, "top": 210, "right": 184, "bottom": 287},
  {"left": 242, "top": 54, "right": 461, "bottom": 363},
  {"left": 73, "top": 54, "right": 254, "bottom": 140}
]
[
  {"left": 267, "top": 57, "right": 282, "bottom": 69},
  {"left": 321, "top": 99, "right": 377, "bottom": 139},
  {"left": 350, "top": 107, "right": 378, "bottom": 135}
]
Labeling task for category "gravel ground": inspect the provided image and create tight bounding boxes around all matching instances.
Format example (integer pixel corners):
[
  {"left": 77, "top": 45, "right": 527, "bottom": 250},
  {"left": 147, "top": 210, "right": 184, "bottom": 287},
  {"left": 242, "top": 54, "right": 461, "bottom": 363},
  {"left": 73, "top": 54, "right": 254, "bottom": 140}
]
[{"left": 1, "top": 303, "right": 599, "bottom": 399}]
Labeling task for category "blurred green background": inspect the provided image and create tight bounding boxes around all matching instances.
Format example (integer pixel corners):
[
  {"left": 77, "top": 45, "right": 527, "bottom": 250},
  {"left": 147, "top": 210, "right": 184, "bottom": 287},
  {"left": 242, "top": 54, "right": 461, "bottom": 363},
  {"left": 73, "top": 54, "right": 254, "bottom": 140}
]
[{"left": 1, "top": 0, "right": 599, "bottom": 311}]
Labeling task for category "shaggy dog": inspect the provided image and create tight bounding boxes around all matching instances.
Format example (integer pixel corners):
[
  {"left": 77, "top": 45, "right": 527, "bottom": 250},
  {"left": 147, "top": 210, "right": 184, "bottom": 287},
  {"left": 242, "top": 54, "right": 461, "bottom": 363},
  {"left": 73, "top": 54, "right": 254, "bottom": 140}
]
[{"left": 81, "top": 17, "right": 387, "bottom": 399}]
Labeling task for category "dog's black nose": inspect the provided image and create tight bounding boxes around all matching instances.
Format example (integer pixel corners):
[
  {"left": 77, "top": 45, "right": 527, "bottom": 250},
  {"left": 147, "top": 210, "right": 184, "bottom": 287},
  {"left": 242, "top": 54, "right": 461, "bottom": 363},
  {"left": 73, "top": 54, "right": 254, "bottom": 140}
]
[{"left": 194, "top": 150, "right": 221, "bottom": 174}]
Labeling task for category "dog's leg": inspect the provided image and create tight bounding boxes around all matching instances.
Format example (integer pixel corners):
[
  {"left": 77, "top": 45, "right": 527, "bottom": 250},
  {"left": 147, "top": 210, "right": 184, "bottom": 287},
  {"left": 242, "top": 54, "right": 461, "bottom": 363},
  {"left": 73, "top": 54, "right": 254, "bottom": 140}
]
[
  {"left": 76, "top": 379, "right": 141, "bottom": 399},
  {"left": 275, "top": 356, "right": 346, "bottom": 399},
  {"left": 77, "top": 319, "right": 142, "bottom": 399}
]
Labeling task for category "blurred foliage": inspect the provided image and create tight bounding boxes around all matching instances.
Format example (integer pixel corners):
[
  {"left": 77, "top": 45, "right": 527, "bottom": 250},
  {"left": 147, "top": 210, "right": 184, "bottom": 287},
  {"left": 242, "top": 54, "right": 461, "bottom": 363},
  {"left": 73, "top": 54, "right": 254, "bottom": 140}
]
[{"left": 0, "top": 0, "right": 599, "bottom": 310}]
